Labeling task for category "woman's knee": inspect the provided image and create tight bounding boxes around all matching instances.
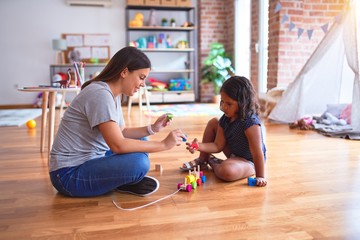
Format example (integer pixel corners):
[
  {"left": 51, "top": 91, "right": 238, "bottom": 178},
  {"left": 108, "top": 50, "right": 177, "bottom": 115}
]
[{"left": 132, "top": 152, "right": 150, "bottom": 173}]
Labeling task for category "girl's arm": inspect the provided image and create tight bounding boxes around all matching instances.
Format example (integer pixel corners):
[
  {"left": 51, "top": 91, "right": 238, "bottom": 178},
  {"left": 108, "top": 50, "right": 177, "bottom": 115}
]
[
  {"left": 187, "top": 125, "right": 226, "bottom": 154},
  {"left": 98, "top": 121, "right": 184, "bottom": 153},
  {"left": 245, "top": 125, "right": 267, "bottom": 186}
]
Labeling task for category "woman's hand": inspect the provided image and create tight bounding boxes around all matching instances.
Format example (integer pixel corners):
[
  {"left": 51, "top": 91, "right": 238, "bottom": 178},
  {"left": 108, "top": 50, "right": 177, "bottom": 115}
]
[
  {"left": 152, "top": 113, "right": 173, "bottom": 133},
  {"left": 162, "top": 129, "right": 186, "bottom": 149},
  {"left": 186, "top": 138, "right": 199, "bottom": 154}
]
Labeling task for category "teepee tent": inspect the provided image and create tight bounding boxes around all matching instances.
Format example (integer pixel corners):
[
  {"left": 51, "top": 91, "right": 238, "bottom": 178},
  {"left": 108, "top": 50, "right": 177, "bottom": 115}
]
[{"left": 269, "top": 3, "right": 360, "bottom": 131}]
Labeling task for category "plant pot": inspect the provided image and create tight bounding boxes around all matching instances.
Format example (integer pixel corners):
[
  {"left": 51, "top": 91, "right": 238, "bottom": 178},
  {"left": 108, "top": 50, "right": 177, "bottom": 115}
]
[
  {"left": 212, "top": 94, "right": 221, "bottom": 104},
  {"left": 200, "top": 82, "right": 215, "bottom": 103}
]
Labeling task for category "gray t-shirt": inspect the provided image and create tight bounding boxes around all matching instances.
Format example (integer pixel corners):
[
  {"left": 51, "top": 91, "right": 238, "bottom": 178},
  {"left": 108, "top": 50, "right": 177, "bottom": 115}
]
[{"left": 49, "top": 81, "right": 124, "bottom": 172}]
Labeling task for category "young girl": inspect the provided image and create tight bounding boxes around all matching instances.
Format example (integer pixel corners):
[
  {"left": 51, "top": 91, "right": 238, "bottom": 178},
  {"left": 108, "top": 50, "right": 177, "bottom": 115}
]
[
  {"left": 184, "top": 76, "right": 267, "bottom": 187},
  {"left": 50, "top": 46, "right": 186, "bottom": 197}
]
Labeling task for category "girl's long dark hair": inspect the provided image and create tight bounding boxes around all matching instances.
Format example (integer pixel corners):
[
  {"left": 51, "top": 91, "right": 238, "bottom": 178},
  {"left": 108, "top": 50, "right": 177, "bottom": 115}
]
[
  {"left": 220, "top": 76, "right": 260, "bottom": 119},
  {"left": 81, "top": 46, "right": 151, "bottom": 90}
]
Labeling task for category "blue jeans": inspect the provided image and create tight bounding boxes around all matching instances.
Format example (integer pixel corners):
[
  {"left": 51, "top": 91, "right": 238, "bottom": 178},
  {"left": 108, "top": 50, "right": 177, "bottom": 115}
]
[{"left": 49, "top": 151, "right": 150, "bottom": 197}]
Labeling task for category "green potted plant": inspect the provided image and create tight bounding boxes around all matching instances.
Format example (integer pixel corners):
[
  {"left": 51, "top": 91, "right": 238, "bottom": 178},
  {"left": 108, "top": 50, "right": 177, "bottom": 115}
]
[
  {"left": 161, "top": 18, "right": 168, "bottom": 27},
  {"left": 201, "top": 42, "right": 235, "bottom": 101},
  {"left": 170, "top": 18, "right": 176, "bottom": 27}
]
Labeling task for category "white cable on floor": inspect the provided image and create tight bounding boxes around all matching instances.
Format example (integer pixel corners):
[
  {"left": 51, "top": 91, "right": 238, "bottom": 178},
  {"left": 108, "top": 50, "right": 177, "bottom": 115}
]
[{"left": 112, "top": 189, "right": 181, "bottom": 211}]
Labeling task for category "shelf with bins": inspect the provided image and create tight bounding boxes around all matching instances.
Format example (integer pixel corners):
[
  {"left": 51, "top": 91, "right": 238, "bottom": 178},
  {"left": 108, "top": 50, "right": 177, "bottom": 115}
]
[{"left": 126, "top": 3, "right": 198, "bottom": 103}]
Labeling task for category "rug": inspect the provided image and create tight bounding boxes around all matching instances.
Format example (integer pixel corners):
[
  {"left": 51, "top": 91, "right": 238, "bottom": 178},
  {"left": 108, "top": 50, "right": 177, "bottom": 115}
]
[
  {"left": 144, "top": 104, "right": 222, "bottom": 117},
  {"left": 0, "top": 109, "right": 43, "bottom": 127}
]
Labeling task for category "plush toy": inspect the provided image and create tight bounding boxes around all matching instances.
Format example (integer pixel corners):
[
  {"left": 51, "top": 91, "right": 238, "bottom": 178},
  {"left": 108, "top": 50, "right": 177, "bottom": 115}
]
[
  {"left": 148, "top": 78, "right": 168, "bottom": 91},
  {"left": 68, "top": 50, "right": 81, "bottom": 63},
  {"left": 129, "top": 13, "right": 144, "bottom": 27},
  {"left": 289, "top": 117, "right": 314, "bottom": 130},
  {"left": 340, "top": 104, "right": 352, "bottom": 124},
  {"left": 318, "top": 112, "right": 347, "bottom": 126}
]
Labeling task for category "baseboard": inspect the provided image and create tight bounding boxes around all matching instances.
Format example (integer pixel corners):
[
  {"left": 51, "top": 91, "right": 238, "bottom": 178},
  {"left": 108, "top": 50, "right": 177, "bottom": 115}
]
[{"left": 0, "top": 104, "right": 35, "bottom": 109}]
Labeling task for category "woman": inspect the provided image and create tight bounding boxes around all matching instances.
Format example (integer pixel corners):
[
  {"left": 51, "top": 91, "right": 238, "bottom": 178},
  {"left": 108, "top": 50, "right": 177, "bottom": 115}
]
[{"left": 50, "top": 46, "right": 186, "bottom": 197}]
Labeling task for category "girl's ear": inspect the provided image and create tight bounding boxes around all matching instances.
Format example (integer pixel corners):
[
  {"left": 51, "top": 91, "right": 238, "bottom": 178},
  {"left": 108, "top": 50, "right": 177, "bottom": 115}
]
[{"left": 120, "top": 67, "right": 128, "bottom": 78}]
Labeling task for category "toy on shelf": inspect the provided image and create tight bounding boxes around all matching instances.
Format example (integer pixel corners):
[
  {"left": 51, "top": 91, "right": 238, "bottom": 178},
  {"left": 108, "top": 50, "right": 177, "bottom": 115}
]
[
  {"left": 147, "top": 35, "right": 157, "bottom": 48},
  {"left": 148, "top": 78, "right": 168, "bottom": 91},
  {"left": 181, "top": 21, "right": 194, "bottom": 27},
  {"left": 136, "top": 37, "right": 147, "bottom": 49},
  {"left": 166, "top": 35, "right": 172, "bottom": 48},
  {"left": 168, "top": 78, "right": 191, "bottom": 91},
  {"left": 68, "top": 50, "right": 81, "bottom": 63},
  {"left": 147, "top": 9, "right": 156, "bottom": 27},
  {"left": 52, "top": 68, "right": 71, "bottom": 88},
  {"left": 157, "top": 33, "right": 167, "bottom": 49},
  {"left": 176, "top": 40, "right": 189, "bottom": 49},
  {"left": 177, "top": 166, "right": 206, "bottom": 192},
  {"left": 129, "top": 12, "right": 144, "bottom": 27}
]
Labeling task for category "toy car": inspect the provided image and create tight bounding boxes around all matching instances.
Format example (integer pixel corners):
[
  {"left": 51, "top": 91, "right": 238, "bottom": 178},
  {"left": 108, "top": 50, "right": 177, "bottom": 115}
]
[{"left": 177, "top": 165, "right": 206, "bottom": 192}]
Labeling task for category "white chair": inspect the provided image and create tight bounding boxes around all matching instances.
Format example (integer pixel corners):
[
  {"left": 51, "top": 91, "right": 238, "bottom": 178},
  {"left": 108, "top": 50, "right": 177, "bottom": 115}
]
[{"left": 127, "top": 86, "right": 151, "bottom": 115}]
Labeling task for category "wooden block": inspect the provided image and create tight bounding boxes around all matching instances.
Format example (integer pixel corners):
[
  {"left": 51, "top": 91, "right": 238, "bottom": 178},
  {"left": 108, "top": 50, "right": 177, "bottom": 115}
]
[{"left": 155, "top": 164, "right": 163, "bottom": 172}]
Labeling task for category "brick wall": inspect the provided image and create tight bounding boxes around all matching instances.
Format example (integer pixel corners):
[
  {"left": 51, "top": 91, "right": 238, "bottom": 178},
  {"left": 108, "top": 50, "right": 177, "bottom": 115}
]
[
  {"left": 250, "top": 0, "right": 260, "bottom": 92},
  {"left": 198, "top": 0, "right": 235, "bottom": 75},
  {"left": 267, "top": 0, "right": 345, "bottom": 89},
  {"left": 198, "top": 0, "right": 346, "bottom": 95}
]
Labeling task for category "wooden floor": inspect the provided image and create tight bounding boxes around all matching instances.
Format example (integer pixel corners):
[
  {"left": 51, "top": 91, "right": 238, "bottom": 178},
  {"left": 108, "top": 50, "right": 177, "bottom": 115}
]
[{"left": 0, "top": 104, "right": 359, "bottom": 239}]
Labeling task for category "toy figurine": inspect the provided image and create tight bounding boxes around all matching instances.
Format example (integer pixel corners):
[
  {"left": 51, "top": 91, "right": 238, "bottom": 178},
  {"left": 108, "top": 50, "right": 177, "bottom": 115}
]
[
  {"left": 53, "top": 68, "right": 71, "bottom": 88},
  {"left": 129, "top": 12, "right": 144, "bottom": 27}
]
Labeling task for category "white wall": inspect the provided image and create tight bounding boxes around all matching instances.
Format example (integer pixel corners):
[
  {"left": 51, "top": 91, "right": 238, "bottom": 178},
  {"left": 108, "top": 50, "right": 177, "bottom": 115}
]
[{"left": 0, "top": 0, "right": 126, "bottom": 105}]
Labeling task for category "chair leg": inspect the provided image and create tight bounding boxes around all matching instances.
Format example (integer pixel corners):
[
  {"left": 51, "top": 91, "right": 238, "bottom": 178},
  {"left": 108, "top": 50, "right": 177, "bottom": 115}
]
[
  {"left": 127, "top": 96, "right": 132, "bottom": 115},
  {"left": 138, "top": 88, "right": 143, "bottom": 112},
  {"left": 144, "top": 88, "right": 151, "bottom": 112},
  {"left": 59, "top": 91, "right": 66, "bottom": 119}
]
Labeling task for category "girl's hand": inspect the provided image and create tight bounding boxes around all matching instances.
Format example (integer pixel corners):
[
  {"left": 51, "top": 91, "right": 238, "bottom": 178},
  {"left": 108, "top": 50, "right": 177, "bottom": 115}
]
[
  {"left": 152, "top": 113, "right": 172, "bottom": 133},
  {"left": 162, "top": 129, "right": 186, "bottom": 149},
  {"left": 256, "top": 177, "right": 267, "bottom": 187},
  {"left": 186, "top": 138, "right": 199, "bottom": 154}
]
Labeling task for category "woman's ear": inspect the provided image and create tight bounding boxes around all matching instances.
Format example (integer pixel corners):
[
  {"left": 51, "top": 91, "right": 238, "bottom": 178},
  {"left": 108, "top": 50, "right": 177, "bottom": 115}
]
[{"left": 120, "top": 67, "right": 128, "bottom": 78}]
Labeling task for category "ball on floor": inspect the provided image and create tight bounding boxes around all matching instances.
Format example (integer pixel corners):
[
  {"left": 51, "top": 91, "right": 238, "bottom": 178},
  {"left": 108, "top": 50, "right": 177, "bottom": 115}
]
[{"left": 26, "top": 119, "right": 36, "bottom": 129}]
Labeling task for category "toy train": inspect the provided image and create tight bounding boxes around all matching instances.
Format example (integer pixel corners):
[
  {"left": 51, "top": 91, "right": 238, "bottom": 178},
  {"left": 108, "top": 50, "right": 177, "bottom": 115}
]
[{"left": 177, "top": 165, "right": 206, "bottom": 192}]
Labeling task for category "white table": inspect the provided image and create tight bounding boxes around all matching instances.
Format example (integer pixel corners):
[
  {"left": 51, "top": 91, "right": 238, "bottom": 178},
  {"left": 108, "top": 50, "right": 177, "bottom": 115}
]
[{"left": 18, "top": 87, "right": 80, "bottom": 157}]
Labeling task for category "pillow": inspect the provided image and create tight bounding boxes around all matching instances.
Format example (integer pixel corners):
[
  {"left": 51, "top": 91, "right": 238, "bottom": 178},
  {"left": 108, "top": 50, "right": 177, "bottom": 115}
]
[
  {"left": 325, "top": 104, "right": 348, "bottom": 118},
  {"left": 340, "top": 104, "right": 352, "bottom": 124}
]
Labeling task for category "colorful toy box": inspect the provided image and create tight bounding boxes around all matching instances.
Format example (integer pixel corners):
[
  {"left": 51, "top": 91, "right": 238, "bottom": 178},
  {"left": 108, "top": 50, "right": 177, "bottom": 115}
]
[{"left": 168, "top": 79, "right": 191, "bottom": 91}]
